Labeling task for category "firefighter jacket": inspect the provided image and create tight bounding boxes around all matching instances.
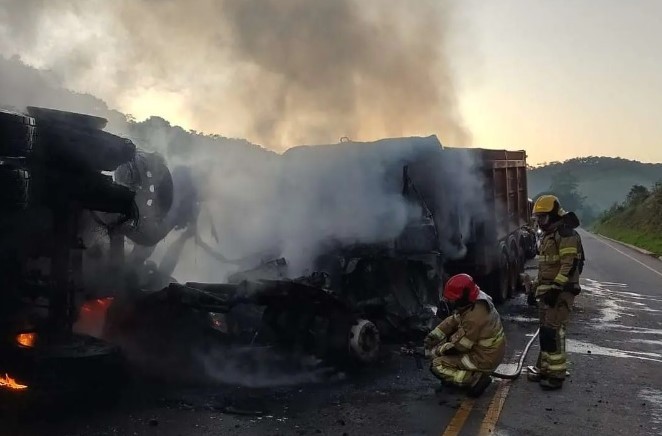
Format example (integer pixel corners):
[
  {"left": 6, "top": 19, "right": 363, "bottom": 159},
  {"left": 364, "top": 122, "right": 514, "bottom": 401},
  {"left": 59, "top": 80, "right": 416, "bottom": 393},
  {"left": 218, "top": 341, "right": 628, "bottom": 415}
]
[
  {"left": 425, "top": 291, "right": 506, "bottom": 371},
  {"left": 536, "top": 212, "right": 584, "bottom": 296}
]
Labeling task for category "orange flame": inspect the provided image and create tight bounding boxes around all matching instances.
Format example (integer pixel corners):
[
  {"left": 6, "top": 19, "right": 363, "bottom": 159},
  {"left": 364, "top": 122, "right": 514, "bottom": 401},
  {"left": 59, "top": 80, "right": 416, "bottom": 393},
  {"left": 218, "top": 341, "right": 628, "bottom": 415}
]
[
  {"left": 16, "top": 332, "right": 37, "bottom": 348},
  {"left": 0, "top": 373, "right": 28, "bottom": 390},
  {"left": 73, "top": 297, "right": 115, "bottom": 338}
]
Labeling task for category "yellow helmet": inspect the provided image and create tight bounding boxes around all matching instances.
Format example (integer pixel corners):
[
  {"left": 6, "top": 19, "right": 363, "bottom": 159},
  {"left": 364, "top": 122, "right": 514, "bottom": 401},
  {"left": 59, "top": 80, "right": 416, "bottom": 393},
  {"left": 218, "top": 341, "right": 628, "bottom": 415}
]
[{"left": 533, "top": 195, "right": 566, "bottom": 216}]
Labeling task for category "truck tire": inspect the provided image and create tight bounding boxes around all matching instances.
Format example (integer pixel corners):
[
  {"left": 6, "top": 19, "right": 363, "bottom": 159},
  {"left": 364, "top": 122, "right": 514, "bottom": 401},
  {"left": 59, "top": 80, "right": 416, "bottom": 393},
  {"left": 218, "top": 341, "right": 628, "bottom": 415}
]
[
  {"left": 27, "top": 106, "right": 108, "bottom": 131},
  {"left": 0, "top": 109, "right": 35, "bottom": 157},
  {"left": 517, "top": 233, "right": 528, "bottom": 266},
  {"left": 32, "top": 122, "right": 135, "bottom": 172},
  {"left": 524, "top": 229, "right": 538, "bottom": 259},
  {"left": 507, "top": 237, "right": 520, "bottom": 296},
  {"left": 348, "top": 319, "right": 380, "bottom": 364},
  {"left": 491, "top": 245, "right": 511, "bottom": 304}
]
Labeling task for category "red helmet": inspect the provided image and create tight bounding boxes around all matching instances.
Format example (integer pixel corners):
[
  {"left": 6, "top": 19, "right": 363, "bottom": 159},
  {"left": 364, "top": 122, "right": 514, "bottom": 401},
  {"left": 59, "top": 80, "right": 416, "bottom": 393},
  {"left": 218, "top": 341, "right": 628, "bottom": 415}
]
[{"left": 442, "top": 273, "right": 480, "bottom": 304}]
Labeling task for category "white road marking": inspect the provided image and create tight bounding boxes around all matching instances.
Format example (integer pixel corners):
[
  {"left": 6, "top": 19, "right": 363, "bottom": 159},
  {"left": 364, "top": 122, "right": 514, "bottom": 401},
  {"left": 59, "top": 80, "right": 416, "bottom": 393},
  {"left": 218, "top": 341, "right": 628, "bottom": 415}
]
[
  {"left": 630, "top": 339, "right": 662, "bottom": 346},
  {"left": 501, "top": 315, "right": 537, "bottom": 323},
  {"left": 567, "top": 339, "right": 662, "bottom": 363},
  {"left": 596, "top": 324, "right": 662, "bottom": 336},
  {"left": 591, "top": 234, "right": 662, "bottom": 279},
  {"left": 639, "top": 388, "right": 662, "bottom": 434}
]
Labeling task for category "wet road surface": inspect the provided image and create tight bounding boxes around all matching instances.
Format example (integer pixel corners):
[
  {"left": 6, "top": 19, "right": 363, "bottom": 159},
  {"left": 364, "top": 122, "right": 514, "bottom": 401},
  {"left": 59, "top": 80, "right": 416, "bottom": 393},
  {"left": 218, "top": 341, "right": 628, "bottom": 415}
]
[
  {"left": 495, "top": 229, "right": 662, "bottom": 436},
  {"left": 3, "top": 229, "right": 662, "bottom": 435}
]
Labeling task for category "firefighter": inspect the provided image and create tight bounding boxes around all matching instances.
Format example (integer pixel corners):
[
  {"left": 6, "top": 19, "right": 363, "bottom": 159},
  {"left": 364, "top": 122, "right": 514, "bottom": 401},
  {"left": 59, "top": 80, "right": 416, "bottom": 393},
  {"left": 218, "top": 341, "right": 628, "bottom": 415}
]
[
  {"left": 528, "top": 195, "right": 585, "bottom": 390},
  {"left": 424, "top": 273, "right": 506, "bottom": 397}
]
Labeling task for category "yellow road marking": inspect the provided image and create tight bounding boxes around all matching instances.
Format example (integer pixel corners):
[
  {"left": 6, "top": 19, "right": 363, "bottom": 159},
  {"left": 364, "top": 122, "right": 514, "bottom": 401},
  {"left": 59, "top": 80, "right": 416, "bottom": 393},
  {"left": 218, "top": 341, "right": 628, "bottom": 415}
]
[
  {"left": 442, "top": 397, "right": 476, "bottom": 436},
  {"left": 478, "top": 380, "right": 512, "bottom": 435}
]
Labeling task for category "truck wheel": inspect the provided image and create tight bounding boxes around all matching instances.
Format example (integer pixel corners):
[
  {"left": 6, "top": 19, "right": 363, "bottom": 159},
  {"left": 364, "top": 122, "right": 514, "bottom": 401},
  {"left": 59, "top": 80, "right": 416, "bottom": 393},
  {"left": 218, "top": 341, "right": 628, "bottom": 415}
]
[
  {"left": 507, "top": 237, "right": 520, "bottom": 296},
  {"left": 517, "top": 233, "right": 528, "bottom": 266},
  {"left": 117, "top": 151, "right": 174, "bottom": 246},
  {"left": 487, "top": 244, "right": 510, "bottom": 304},
  {"left": 0, "top": 109, "right": 35, "bottom": 157},
  {"left": 525, "top": 230, "right": 538, "bottom": 259},
  {"left": 348, "top": 319, "right": 380, "bottom": 364},
  {"left": 492, "top": 247, "right": 511, "bottom": 304}
]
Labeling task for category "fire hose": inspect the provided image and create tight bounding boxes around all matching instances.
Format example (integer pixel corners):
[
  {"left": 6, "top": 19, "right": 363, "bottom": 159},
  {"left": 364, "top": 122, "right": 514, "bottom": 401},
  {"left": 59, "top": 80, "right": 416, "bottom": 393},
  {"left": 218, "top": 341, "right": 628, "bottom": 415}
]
[{"left": 400, "top": 328, "right": 540, "bottom": 380}]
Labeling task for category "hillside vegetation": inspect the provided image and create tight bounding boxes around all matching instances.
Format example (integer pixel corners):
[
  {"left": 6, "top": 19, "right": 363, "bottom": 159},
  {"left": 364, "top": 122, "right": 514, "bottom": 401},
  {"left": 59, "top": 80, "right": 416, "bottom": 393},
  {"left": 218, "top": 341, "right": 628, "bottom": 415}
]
[
  {"left": 528, "top": 157, "right": 662, "bottom": 213},
  {"left": 2, "top": 56, "right": 661, "bottom": 227},
  {"left": 593, "top": 184, "right": 662, "bottom": 255}
]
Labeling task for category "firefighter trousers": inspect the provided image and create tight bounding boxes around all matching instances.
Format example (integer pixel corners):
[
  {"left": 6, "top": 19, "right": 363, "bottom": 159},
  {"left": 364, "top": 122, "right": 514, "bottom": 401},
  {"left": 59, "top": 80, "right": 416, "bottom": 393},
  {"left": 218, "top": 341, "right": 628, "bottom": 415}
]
[
  {"left": 430, "top": 355, "right": 482, "bottom": 387},
  {"left": 536, "top": 291, "right": 575, "bottom": 380}
]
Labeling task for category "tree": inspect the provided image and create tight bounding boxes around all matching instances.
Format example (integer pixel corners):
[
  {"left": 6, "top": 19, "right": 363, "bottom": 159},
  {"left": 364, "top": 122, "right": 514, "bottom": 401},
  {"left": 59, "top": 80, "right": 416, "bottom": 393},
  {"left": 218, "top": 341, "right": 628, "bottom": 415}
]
[
  {"left": 548, "top": 171, "right": 585, "bottom": 213},
  {"left": 626, "top": 185, "right": 650, "bottom": 206}
]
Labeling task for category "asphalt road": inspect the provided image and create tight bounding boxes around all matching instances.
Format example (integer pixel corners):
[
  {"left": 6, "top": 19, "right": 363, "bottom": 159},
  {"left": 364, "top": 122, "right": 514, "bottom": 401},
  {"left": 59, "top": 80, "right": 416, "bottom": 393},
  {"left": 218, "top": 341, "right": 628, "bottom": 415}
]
[
  {"left": 495, "top": 229, "right": 662, "bottom": 436},
  {"left": 3, "top": 229, "right": 662, "bottom": 436}
]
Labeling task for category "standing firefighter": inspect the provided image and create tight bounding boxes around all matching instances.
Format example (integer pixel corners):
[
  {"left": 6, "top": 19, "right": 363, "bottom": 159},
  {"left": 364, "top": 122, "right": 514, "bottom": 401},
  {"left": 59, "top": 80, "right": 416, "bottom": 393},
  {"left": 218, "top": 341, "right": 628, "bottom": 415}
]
[
  {"left": 424, "top": 274, "right": 506, "bottom": 397},
  {"left": 528, "top": 195, "right": 584, "bottom": 390}
]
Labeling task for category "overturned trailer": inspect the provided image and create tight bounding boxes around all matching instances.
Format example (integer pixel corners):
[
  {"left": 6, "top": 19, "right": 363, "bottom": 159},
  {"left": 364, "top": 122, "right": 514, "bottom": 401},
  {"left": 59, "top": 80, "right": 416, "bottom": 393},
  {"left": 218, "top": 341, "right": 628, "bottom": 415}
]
[
  {"left": 177, "top": 136, "right": 535, "bottom": 365},
  {"left": 0, "top": 107, "right": 175, "bottom": 399}
]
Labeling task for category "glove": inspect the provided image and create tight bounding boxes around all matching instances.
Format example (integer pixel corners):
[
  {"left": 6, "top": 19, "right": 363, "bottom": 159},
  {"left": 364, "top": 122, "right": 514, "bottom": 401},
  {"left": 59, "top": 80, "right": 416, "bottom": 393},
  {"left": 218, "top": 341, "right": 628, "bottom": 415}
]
[
  {"left": 431, "top": 342, "right": 454, "bottom": 357},
  {"left": 542, "top": 286, "right": 562, "bottom": 306},
  {"left": 424, "top": 327, "right": 446, "bottom": 349}
]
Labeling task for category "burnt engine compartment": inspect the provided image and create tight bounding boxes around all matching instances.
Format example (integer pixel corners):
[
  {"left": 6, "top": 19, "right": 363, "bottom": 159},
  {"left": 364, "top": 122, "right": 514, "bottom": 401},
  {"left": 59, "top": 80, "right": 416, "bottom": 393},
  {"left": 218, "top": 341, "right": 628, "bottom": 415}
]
[{"left": 156, "top": 242, "right": 443, "bottom": 369}]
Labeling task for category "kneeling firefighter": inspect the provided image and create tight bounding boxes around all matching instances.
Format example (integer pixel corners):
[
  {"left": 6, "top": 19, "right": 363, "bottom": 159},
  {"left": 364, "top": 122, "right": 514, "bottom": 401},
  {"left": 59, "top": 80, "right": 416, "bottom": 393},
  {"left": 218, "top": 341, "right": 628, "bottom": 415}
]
[
  {"left": 424, "top": 273, "right": 506, "bottom": 397},
  {"left": 528, "top": 195, "right": 585, "bottom": 390}
]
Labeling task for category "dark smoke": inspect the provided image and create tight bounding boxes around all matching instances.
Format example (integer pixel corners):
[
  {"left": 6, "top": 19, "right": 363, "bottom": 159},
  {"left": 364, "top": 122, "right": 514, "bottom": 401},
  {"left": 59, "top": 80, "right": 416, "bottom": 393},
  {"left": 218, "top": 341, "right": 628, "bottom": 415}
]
[{"left": 0, "top": 0, "right": 469, "bottom": 148}]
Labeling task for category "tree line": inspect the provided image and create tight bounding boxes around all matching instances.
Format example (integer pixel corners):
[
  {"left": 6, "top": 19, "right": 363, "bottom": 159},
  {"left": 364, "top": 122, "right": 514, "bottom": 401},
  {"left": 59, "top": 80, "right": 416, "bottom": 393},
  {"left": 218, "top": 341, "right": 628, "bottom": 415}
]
[{"left": 533, "top": 171, "right": 598, "bottom": 226}]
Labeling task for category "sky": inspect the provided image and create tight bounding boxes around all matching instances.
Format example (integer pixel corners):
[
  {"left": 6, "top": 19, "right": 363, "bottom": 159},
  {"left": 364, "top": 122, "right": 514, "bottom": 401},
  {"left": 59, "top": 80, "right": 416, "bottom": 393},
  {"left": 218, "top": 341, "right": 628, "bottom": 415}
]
[
  {"left": 0, "top": 0, "right": 660, "bottom": 165},
  {"left": 458, "top": 0, "right": 662, "bottom": 164}
]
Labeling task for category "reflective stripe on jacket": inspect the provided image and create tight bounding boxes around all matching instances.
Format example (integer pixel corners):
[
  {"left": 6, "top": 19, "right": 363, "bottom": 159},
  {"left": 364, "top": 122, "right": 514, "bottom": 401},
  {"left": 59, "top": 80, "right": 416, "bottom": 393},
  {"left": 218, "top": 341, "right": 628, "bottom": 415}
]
[
  {"left": 537, "top": 226, "right": 584, "bottom": 295},
  {"left": 432, "top": 292, "right": 506, "bottom": 371}
]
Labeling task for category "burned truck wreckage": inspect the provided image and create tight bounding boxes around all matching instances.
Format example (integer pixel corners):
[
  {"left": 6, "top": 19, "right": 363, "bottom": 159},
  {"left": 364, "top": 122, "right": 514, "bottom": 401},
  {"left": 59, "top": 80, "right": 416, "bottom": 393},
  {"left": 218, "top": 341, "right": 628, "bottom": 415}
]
[
  {"left": 0, "top": 108, "right": 535, "bottom": 396},
  {"left": 171, "top": 138, "right": 537, "bottom": 366}
]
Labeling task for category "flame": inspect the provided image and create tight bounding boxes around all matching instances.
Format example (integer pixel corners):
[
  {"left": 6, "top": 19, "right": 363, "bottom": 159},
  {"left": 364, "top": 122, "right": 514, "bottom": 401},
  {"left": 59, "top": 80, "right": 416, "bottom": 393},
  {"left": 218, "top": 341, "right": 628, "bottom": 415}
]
[
  {"left": 73, "top": 297, "right": 115, "bottom": 338},
  {"left": 0, "top": 373, "right": 28, "bottom": 390},
  {"left": 16, "top": 332, "right": 37, "bottom": 348}
]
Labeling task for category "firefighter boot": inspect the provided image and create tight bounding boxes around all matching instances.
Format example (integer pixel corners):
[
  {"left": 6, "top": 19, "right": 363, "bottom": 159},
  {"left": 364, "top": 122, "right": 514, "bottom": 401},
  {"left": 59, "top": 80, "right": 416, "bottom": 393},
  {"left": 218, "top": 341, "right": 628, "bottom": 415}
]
[
  {"left": 435, "top": 379, "right": 463, "bottom": 394},
  {"left": 467, "top": 373, "right": 492, "bottom": 397},
  {"left": 527, "top": 353, "right": 544, "bottom": 382},
  {"left": 527, "top": 366, "right": 544, "bottom": 382},
  {"left": 540, "top": 377, "right": 563, "bottom": 390}
]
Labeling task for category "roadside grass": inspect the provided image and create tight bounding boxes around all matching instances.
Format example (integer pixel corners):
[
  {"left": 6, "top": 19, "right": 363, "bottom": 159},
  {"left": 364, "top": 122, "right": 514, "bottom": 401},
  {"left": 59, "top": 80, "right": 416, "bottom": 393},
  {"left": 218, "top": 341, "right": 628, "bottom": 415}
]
[{"left": 593, "top": 223, "right": 662, "bottom": 256}]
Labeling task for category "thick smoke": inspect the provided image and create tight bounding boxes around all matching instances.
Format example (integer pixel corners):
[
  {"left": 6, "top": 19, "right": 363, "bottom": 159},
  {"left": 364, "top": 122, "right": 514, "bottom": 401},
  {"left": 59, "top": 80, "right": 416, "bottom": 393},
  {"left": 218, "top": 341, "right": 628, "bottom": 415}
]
[
  {"left": 0, "top": 0, "right": 477, "bottom": 280},
  {"left": 0, "top": 0, "right": 469, "bottom": 148},
  {"left": 148, "top": 134, "right": 488, "bottom": 281},
  {"left": 0, "top": 2, "right": 485, "bottom": 386},
  {"left": 0, "top": 63, "right": 485, "bottom": 283}
]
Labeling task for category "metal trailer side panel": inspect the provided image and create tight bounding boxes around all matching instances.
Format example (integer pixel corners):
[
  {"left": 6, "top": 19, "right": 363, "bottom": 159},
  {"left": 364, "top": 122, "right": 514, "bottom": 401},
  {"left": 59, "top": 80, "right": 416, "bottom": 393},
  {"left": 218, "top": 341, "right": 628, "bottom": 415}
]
[{"left": 444, "top": 148, "right": 529, "bottom": 278}]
